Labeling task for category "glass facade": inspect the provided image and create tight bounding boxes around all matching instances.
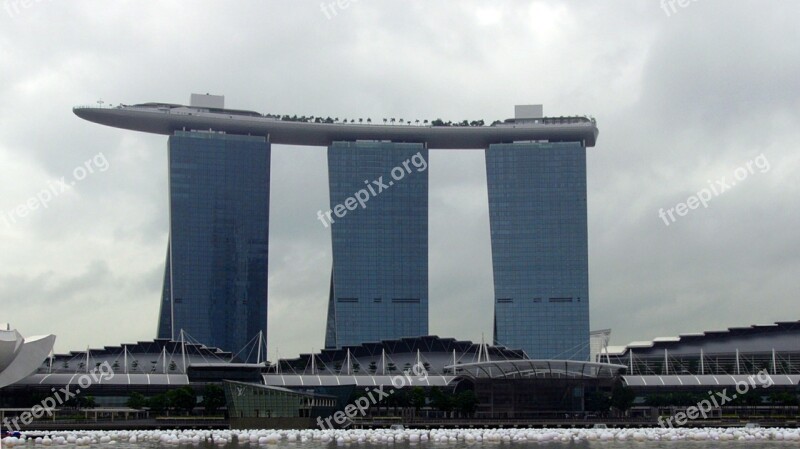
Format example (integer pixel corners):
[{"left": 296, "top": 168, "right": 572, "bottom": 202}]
[
  {"left": 157, "top": 131, "right": 270, "bottom": 360},
  {"left": 223, "top": 381, "right": 337, "bottom": 419},
  {"left": 325, "top": 141, "right": 428, "bottom": 349},
  {"left": 486, "top": 142, "right": 589, "bottom": 360}
]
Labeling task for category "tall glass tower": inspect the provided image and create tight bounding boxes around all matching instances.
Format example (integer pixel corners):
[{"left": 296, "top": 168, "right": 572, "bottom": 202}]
[
  {"left": 157, "top": 131, "right": 270, "bottom": 359},
  {"left": 486, "top": 142, "right": 590, "bottom": 360},
  {"left": 325, "top": 141, "right": 429, "bottom": 349}
]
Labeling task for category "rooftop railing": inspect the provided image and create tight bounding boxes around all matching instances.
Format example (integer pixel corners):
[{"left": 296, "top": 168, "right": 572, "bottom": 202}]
[{"left": 74, "top": 104, "right": 597, "bottom": 128}]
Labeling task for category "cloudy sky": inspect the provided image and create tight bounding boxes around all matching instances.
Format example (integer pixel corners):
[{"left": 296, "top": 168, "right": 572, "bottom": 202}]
[{"left": 1, "top": 1, "right": 798, "bottom": 360}]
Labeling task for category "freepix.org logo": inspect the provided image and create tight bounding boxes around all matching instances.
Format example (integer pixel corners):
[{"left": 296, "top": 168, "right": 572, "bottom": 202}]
[
  {"left": 2, "top": 362, "right": 114, "bottom": 432},
  {"left": 317, "top": 151, "right": 427, "bottom": 228},
  {"left": 316, "top": 362, "right": 428, "bottom": 429},
  {"left": 0, "top": 152, "right": 110, "bottom": 228},
  {"left": 660, "top": 0, "right": 700, "bottom": 18},
  {"left": 658, "top": 369, "right": 774, "bottom": 428},
  {"left": 658, "top": 153, "right": 769, "bottom": 226},
  {"left": 3, "top": 0, "right": 52, "bottom": 19}
]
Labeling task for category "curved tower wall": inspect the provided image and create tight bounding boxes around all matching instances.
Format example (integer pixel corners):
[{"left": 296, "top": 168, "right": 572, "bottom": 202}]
[
  {"left": 487, "top": 142, "right": 590, "bottom": 360},
  {"left": 325, "top": 141, "right": 429, "bottom": 348},
  {"left": 158, "top": 131, "right": 270, "bottom": 360}
]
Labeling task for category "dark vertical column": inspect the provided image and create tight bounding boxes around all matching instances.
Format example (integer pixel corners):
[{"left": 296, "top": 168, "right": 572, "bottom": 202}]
[
  {"left": 325, "top": 141, "right": 429, "bottom": 348},
  {"left": 486, "top": 142, "right": 589, "bottom": 360},
  {"left": 157, "top": 246, "right": 172, "bottom": 339},
  {"left": 158, "top": 131, "right": 270, "bottom": 360}
]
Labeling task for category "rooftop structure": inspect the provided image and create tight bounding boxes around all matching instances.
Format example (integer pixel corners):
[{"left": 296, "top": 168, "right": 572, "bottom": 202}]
[
  {"left": 605, "top": 320, "right": 800, "bottom": 358},
  {"left": 275, "top": 335, "right": 527, "bottom": 373},
  {"left": 1, "top": 337, "right": 267, "bottom": 405},
  {"left": 263, "top": 335, "right": 624, "bottom": 391},
  {"left": 590, "top": 329, "right": 612, "bottom": 363},
  {"left": 605, "top": 320, "right": 800, "bottom": 390},
  {"left": 73, "top": 99, "right": 598, "bottom": 148}
]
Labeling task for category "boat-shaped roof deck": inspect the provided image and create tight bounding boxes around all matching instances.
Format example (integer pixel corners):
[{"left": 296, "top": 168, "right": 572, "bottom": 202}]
[{"left": 74, "top": 103, "right": 598, "bottom": 149}]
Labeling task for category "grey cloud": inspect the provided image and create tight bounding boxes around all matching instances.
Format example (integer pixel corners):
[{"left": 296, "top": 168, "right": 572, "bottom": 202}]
[{"left": 1, "top": 0, "right": 798, "bottom": 357}]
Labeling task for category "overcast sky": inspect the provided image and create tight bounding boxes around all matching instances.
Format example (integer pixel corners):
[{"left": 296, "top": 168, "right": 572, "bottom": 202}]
[{"left": 1, "top": 1, "right": 798, "bottom": 360}]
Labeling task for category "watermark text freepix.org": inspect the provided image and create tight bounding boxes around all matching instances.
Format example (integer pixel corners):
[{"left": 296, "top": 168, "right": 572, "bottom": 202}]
[
  {"left": 2, "top": 362, "right": 114, "bottom": 431},
  {"left": 3, "top": 0, "right": 51, "bottom": 19},
  {"left": 0, "top": 152, "right": 109, "bottom": 228},
  {"left": 658, "top": 369, "right": 774, "bottom": 428},
  {"left": 316, "top": 363, "right": 428, "bottom": 429},
  {"left": 658, "top": 153, "right": 769, "bottom": 226},
  {"left": 320, "top": 0, "right": 359, "bottom": 20},
  {"left": 661, "top": 0, "right": 700, "bottom": 18},
  {"left": 317, "top": 151, "right": 427, "bottom": 228}
]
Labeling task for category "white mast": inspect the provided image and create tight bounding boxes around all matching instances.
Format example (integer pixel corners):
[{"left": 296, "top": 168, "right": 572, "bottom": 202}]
[
  {"left": 257, "top": 331, "right": 263, "bottom": 365},
  {"left": 772, "top": 348, "right": 777, "bottom": 374},
  {"left": 629, "top": 349, "right": 634, "bottom": 375},
  {"left": 736, "top": 349, "right": 740, "bottom": 374},
  {"left": 700, "top": 349, "right": 704, "bottom": 375},
  {"left": 181, "top": 330, "right": 187, "bottom": 373}
]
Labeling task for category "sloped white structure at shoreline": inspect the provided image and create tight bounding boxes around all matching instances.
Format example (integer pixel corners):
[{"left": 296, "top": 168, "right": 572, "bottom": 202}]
[{"left": 0, "top": 324, "right": 56, "bottom": 388}]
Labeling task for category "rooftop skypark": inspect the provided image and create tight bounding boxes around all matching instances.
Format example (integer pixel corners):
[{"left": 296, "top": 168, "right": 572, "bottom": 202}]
[{"left": 73, "top": 95, "right": 599, "bottom": 149}]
